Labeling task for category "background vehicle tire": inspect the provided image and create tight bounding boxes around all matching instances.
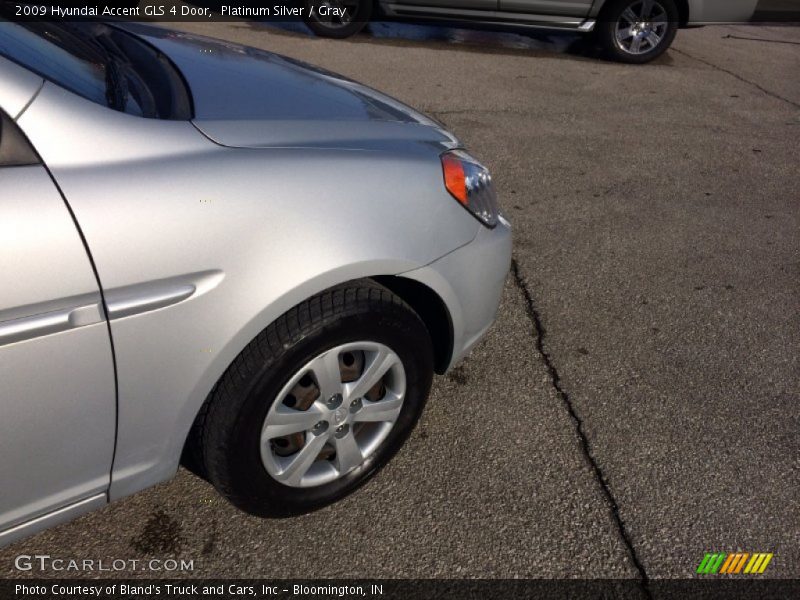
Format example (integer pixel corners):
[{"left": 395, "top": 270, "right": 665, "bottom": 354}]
[
  {"left": 188, "top": 280, "right": 434, "bottom": 517},
  {"left": 595, "top": 0, "right": 679, "bottom": 64},
  {"left": 303, "top": 0, "right": 373, "bottom": 39}
]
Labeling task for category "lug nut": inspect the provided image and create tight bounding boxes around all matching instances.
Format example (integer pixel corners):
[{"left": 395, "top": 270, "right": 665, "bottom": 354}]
[{"left": 327, "top": 393, "right": 343, "bottom": 409}]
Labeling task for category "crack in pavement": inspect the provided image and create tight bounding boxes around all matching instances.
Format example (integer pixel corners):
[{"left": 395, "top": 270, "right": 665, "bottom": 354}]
[
  {"left": 510, "top": 258, "right": 652, "bottom": 597},
  {"left": 723, "top": 34, "right": 800, "bottom": 46},
  {"left": 672, "top": 47, "right": 800, "bottom": 109},
  {"left": 428, "top": 108, "right": 533, "bottom": 121}
]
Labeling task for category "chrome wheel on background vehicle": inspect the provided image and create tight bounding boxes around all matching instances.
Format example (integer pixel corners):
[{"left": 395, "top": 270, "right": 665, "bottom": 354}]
[
  {"left": 260, "top": 342, "right": 406, "bottom": 488},
  {"left": 303, "top": 0, "right": 372, "bottom": 39},
  {"left": 596, "top": 0, "right": 678, "bottom": 64},
  {"left": 615, "top": 0, "right": 669, "bottom": 55}
]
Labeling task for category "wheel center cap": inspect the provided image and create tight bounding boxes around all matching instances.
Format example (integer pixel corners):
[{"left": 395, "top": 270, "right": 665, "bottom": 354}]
[{"left": 333, "top": 407, "right": 348, "bottom": 425}]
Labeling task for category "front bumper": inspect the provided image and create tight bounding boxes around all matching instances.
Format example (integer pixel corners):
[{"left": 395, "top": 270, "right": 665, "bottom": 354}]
[{"left": 400, "top": 215, "right": 512, "bottom": 372}]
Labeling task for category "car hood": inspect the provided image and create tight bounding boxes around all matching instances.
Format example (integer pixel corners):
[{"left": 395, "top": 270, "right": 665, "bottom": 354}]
[{"left": 119, "top": 24, "right": 458, "bottom": 150}]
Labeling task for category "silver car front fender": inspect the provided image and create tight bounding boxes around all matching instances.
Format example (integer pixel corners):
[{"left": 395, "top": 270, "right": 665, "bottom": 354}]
[{"left": 17, "top": 82, "right": 480, "bottom": 500}]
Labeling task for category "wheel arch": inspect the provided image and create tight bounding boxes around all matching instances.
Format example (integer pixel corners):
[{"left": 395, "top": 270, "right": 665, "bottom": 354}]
[
  {"left": 179, "top": 273, "right": 454, "bottom": 478},
  {"left": 371, "top": 275, "right": 454, "bottom": 375},
  {"left": 675, "top": 0, "right": 690, "bottom": 27},
  {"left": 594, "top": 0, "right": 689, "bottom": 25}
]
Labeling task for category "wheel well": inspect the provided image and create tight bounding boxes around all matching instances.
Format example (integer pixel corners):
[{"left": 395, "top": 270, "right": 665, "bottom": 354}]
[
  {"left": 674, "top": 0, "right": 689, "bottom": 27},
  {"left": 182, "top": 275, "right": 454, "bottom": 478},
  {"left": 597, "top": 0, "right": 689, "bottom": 26},
  {"left": 372, "top": 276, "right": 453, "bottom": 375}
]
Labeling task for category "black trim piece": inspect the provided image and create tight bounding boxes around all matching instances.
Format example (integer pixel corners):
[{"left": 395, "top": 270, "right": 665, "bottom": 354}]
[{"left": 0, "top": 109, "right": 39, "bottom": 166}]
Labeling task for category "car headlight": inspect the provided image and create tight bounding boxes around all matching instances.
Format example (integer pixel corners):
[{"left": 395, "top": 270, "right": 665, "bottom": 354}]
[{"left": 441, "top": 150, "right": 499, "bottom": 228}]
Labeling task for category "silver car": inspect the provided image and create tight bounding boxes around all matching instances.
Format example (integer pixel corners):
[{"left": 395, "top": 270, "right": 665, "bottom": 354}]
[
  {"left": 303, "top": 0, "right": 759, "bottom": 63},
  {"left": 0, "top": 20, "right": 511, "bottom": 547}
]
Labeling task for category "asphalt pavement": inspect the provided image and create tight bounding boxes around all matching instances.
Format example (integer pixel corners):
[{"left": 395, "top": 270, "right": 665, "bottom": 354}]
[{"left": 2, "top": 18, "right": 798, "bottom": 582}]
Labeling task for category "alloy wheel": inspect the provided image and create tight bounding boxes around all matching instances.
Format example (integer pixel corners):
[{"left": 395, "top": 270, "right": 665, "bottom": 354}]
[
  {"left": 614, "top": 0, "right": 670, "bottom": 55},
  {"left": 310, "top": 0, "right": 360, "bottom": 28}
]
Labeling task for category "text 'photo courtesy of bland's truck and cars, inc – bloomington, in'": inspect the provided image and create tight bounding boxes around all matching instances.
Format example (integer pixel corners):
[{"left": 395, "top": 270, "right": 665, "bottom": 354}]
[{"left": 0, "top": 0, "right": 798, "bottom": 599}]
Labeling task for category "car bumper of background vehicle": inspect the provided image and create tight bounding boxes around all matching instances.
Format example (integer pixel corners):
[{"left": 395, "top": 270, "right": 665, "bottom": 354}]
[{"left": 400, "top": 215, "right": 512, "bottom": 372}]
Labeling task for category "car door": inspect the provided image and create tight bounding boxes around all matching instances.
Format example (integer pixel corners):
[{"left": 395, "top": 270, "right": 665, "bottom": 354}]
[
  {"left": 498, "top": 0, "right": 594, "bottom": 17},
  {"left": 0, "top": 108, "right": 116, "bottom": 543}
]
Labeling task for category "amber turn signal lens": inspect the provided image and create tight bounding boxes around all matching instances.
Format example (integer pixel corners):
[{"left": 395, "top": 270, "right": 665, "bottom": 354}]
[
  {"left": 440, "top": 149, "right": 499, "bottom": 228},
  {"left": 441, "top": 153, "right": 468, "bottom": 205}
]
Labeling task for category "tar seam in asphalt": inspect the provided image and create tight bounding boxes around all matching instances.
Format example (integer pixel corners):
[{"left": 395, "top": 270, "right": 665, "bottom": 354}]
[
  {"left": 723, "top": 34, "right": 800, "bottom": 46},
  {"left": 510, "top": 259, "right": 652, "bottom": 598},
  {"left": 671, "top": 47, "right": 800, "bottom": 110}
]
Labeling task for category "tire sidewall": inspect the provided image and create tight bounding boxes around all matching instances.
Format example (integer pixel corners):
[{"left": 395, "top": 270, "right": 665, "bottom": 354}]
[
  {"left": 303, "top": 0, "right": 372, "bottom": 38},
  {"left": 214, "top": 304, "right": 433, "bottom": 517}
]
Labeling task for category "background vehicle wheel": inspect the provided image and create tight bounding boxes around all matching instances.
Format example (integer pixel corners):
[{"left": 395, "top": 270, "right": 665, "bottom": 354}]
[
  {"left": 188, "top": 280, "right": 434, "bottom": 517},
  {"left": 595, "top": 0, "right": 679, "bottom": 64},
  {"left": 302, "top": 0, "right": 372, "bottom": 39}
]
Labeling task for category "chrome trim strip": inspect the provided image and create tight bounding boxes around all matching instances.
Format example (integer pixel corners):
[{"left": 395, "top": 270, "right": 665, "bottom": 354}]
[
  {"left": 578, "top": 19, "right": 596, "bottom": 32},
  {"left": 383, "top": 4, "right": 586, "bottom": 27}
]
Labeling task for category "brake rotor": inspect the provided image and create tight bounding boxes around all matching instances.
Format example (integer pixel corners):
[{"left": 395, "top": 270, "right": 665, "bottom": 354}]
[
  {"left": 272, "top": 373, "right": 320, "bottom": 457},
  {"left": 338, "top": 350, "right": 364, "bottom": 383}
]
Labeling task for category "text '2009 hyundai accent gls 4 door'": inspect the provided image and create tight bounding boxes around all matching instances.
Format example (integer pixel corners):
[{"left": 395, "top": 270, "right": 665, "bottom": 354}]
[{"left": 0, "top": 20, "right": 511, "bottom": 546}]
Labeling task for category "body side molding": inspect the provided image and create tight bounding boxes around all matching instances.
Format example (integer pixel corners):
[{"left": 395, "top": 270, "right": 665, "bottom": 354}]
[
  {"left": 0, "top": 270, "right": 224, "bottom": 346},
  {"left": 104, "top": 270, "right": 224, "bottom": 321},
  {"left": 0, "top": 294, "right": 104, "bottom": 347}
]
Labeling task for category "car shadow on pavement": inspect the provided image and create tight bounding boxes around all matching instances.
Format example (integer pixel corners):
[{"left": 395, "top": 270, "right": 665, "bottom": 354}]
[{"left": 255, "top": 20, "right": 655, "bottom": 64}]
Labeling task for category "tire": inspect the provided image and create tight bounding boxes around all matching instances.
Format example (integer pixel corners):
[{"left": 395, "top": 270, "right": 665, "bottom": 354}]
[
  {"left": 187, "top": 280, "right": 434, "bottom": 517},
  {"left": 595, "top": 0, "right": 679, "bottom": 64},
  {"left": 302, "top": 0, "right": 372, "bottom": 39}
]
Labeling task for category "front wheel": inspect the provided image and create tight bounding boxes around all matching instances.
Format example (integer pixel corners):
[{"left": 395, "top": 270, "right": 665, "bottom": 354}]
[
  {"left": 595, "top": 0, "right": 679, "bottom": 64},
  {"left": 303, "top": 0, "right": 372, "bottom": 38},
  {"left": 191, "top": 281, "right": 434, "bottom": 517}
]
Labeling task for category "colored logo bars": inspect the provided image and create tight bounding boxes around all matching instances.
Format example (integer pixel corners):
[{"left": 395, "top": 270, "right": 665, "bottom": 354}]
[{"left": 697, "top": 552, "right": 774, "bottom": 575}]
